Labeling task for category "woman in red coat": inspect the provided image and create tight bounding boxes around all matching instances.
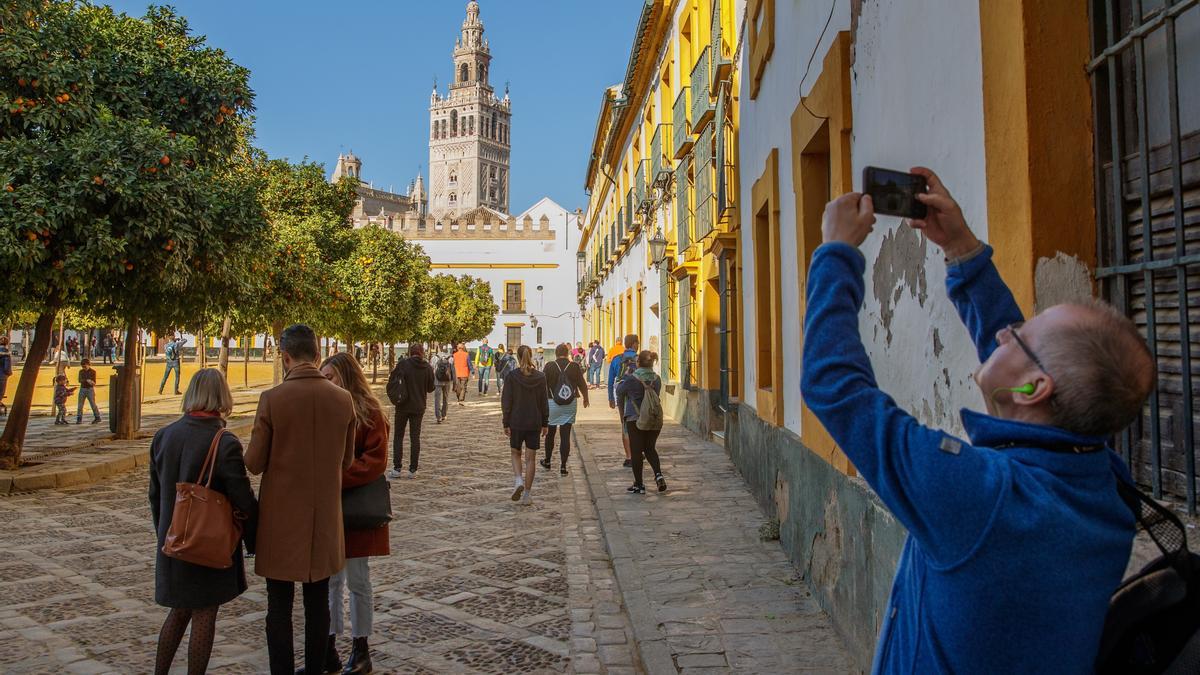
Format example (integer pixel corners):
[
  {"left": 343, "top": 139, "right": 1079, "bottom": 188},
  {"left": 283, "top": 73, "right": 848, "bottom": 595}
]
[{"left": 319, "top": 352, "right": 390, "bottom": 675}]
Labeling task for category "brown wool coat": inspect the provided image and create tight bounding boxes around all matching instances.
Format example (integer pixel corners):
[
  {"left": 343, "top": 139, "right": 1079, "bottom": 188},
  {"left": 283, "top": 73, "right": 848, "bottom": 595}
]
[{"left": 245, "top": 363, "right": 356, "bottom": 582}]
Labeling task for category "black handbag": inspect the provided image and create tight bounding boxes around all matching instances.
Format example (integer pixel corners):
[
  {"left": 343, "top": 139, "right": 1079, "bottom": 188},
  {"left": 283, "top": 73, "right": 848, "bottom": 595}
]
[{"left": 341, "top": 475, "right": 392, "bottom": 530}]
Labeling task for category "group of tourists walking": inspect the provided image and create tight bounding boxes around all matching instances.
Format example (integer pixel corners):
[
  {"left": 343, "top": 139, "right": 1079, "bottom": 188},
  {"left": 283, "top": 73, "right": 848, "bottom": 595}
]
[
  {"left": 150, "top": 325, "right": 387, "bottom": 674},
  {"left": 607, "top": 334, "right": 666, "bottom": 494}
]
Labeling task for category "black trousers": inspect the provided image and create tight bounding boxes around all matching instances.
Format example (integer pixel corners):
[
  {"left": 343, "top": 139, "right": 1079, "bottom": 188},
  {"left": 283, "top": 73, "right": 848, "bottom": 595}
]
[
  {"left": 265, "top": 577, "right": 329, "bottom": 675},
  {"left": 544, "top": 423, "right": 572, "bottom": 468},
  {"left": 394, "top": 410, "right": 424, "bottom": 472},
  {"left": 624, "top": 420, "right": 662, "bottom": 486}
]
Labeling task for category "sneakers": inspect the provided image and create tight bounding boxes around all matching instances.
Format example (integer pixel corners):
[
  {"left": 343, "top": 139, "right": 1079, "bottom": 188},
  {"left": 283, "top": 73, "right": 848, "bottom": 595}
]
[
  {"left": 511, "top": 483, "right": 525, "bottom": 502},
  {"left": 91, "top": 417, "right": 101, "bottom": 424},
  {"left": 626, "top": 484, "right": 646, "bottom": 494},
  {"left": 407, "top": 470, "right": 417, "bottom": 480},
  {"left": 385, "top": 469, "right": 403, "bottom": 480},
  {"left": 655, "top": 473, "right": 667, "bottom": 492},
  {"left": 538, "top": 458, "right": 551, "bottom": 470},
  {"left": 622, "top": 459, "right": 632, "bottom": 468},
  {"left": 519, "top": 491, "right": 533, "bottom": 506}
]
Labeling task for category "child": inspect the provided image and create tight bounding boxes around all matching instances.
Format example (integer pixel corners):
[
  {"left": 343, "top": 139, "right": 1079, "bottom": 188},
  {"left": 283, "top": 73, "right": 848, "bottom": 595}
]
[{"left": 53, "top": 375, "right": 75, "bottom": 425}]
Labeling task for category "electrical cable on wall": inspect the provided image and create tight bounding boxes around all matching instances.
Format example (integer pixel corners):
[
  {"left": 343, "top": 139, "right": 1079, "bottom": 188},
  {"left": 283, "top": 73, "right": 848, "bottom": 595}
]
[{"left": 799, "top": 0, "right": 839, "bottom": 122}]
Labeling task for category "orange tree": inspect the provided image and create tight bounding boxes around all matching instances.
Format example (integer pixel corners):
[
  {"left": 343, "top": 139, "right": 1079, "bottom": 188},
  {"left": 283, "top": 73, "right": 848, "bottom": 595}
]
[
  {"left": 413, "top": 274, "right": 496, "bottom": 348},
  {"left": 0, "top": 1, "right": 265, "bottom": 463}
]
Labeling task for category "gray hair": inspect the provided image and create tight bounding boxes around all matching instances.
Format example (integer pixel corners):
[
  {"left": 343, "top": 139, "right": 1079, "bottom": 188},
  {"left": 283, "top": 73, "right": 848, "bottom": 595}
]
[
  {"left": 280, "top": 324, "right": 319, "bottom": 362},
  {"left": 182, "top": 368, "right": 234, "bottom": 416},
  {"left": 1038, "top": 300, "right": 1155, "bottom": 437}
]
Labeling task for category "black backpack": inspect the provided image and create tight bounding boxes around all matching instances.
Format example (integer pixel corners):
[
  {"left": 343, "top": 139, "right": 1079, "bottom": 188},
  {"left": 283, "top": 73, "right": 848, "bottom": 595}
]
[
  {"left": 1096, "top": 457, "right": 1200, "bottom": 674},
  {"left": 385, "top": 362, "right": 408, "bottom": 407},
  {"left": 549, "top": 361, "right": 576, "bottom": 406},
  {"left": 434, "top": 357, "right": 453, "bottom": 383}
]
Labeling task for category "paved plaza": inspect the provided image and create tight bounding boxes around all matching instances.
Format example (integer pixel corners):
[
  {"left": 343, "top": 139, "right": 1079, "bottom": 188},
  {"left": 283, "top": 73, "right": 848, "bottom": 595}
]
[{"left": 0, "top": 382, "right": 853, "bottom": 674}]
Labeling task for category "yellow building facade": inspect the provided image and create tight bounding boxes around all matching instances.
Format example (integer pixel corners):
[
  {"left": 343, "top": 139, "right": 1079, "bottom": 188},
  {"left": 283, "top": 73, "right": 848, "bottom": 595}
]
[{"left": 577, "top": 0, "right": 741, "bottom": 431}]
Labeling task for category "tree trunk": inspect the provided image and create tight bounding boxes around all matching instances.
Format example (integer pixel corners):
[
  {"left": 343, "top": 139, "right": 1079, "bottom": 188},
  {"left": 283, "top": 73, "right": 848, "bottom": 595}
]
[
  {"left": 114, "top": 319, "right": 140, "bottom": 440},
  {"left": 196, "top": 326, "right": 206, "bottom": 368},
  {"left": 388, "top": 343, "right": 395, "bottom": 370},
  {"left": 271, "top": 320, "right": 284, "bottom": 384},
  {"left": 243, "top": 334, "right": 251, "bottom": 389},
  {"left": 56, "top": 313, "right": 66, "bottom": 371},
  {"left": 371, "top": 343, "right": 379, "bottom": 383},
  {"left": 218, "top": 316, "right": 232, "bottom": 376},
  {"left": 0, "top": 309, "right": 58, "bottom": 469}
]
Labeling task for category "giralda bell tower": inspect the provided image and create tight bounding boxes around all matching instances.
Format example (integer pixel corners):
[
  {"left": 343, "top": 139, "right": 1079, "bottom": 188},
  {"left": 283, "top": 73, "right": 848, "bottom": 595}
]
[{"left": 428, "top": 1, "right": 512, "bottom": 218}]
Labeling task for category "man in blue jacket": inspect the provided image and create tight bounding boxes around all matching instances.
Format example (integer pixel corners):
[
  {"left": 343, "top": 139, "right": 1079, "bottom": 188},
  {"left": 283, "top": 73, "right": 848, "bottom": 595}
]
[{"left": 802, "top": 167, "right": 1155, "bottom": 674}]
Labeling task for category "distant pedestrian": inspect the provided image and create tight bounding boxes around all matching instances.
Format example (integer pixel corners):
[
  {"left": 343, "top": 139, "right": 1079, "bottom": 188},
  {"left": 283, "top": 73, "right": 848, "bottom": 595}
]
[
  {"left": 572, "top": 342, "right": 586, "bottom": 367},
  {"left": 432, "top": 349, "right": 454, "bottom": 423},
  {"left": 318, "top": 352, "right": 390, "bottom": 675},
  {"left": 452, "top": 343, "right": 470, "bottom": 405},
  {"left": 614, "top": 350, "right": 667, "bottom": 494},
  {"left": 0, "top": 336, "right": 12, "bottom": 407},
  {"left": 149, "top": 368, "right": 257, "bottom": 675},
  {"left": 474, "top": 338, "right": 494, "bottom": 395},
  {"left": 608, "top": 335, "right": 639, "bottom": 468},
  {"left": 501, "top": 345, "right": 548, "bottom": 506},
  {"left": 540, "top": 342, "right": 589, "bottom": 476},
  {"left": 494, "top": 345, "right": 513, "bottom": 395},
  {"left": 587, "top": 341, "right": 605, "bottom": 388},
  {"left": 101, "top": 333, "right": 115, "bottom": 364},
  {"left": 385, "top": 345, "right": 434, "bottom": 480},
  {"left": 159, "top": 335, "right": 184, "bottom": 396},
  {"left": 53, "top": 374, "right": 75, "bottom": 425},
  {"left": 75, "top": 358, "right": 101, "bottom": 424},
  {"left": 244, "top": 324, "right": 356, "bottom": 675}
]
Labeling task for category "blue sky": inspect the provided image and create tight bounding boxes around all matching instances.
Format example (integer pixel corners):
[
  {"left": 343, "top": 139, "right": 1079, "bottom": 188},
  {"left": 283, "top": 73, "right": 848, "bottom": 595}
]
[{"left": 102, "top": 0, "right": 646, "bottom": 212}]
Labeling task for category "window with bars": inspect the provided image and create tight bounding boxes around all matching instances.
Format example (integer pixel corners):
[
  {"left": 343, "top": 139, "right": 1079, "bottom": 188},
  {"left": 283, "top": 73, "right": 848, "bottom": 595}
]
[
  {"left": 666, "top": 275, "right": 679, "bottom": 382},
  {"left": 1090, "top": 0, "right": 1200, "bottom": 512}
]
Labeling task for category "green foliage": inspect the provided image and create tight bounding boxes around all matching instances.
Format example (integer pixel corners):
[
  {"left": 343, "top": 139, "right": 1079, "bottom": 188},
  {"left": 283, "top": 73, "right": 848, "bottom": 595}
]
[
  {"left": 414, "top": 274, "right": 496, "bottom": 344},
  {"left": 333, "top": 224, "right": 430, "bottom": 343}
]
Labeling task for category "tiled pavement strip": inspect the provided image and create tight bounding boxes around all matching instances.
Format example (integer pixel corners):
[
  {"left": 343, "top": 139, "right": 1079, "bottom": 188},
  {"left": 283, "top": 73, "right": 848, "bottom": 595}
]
[
  {"left": 0, "top": 384, "right": 643, "bottom": 674},
  {"left": 571, "top": 404, "right": 853, "bottom": 674}
]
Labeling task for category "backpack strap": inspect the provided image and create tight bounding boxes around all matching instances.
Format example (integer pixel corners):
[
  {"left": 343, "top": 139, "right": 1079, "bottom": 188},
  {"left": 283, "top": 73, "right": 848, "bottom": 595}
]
[{"left": 1109, "top": 451, "right": 1191, "bottom": 565}]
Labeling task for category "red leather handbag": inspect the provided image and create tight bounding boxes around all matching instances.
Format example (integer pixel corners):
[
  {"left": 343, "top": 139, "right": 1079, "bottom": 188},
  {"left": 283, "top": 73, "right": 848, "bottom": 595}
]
[{"left": 162, "top": 430, "right": 243, "bottom": 569}]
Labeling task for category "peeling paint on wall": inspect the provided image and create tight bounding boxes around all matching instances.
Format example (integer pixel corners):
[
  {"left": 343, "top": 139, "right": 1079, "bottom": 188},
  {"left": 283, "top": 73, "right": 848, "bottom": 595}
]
[
  {"left": 1034, "top": 252, "right": 1094, "bottom": 313},
  {"left": 932, "top": 328, "right": 944, "bottom": 359},
  {"left": 808, "top": 488, "right": 844, "bottom": 593},
  {"left": 871, "top": 223, "right": 929, "bottom": 344}
]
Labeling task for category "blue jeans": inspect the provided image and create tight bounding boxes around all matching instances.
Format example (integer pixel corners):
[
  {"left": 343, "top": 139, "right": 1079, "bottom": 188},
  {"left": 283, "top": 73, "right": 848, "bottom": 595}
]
[
  {"left": 587, "top": 363, "right": 602, "bottom": 385},
  {"left": 76, "top": 387, "right": 99, "bottom": 421},
  {"left": 159, "top": 360, "right": 180, "bottom": 394},
  {"left": 477, "top": 366, "right": 492, "bottom": 392}
]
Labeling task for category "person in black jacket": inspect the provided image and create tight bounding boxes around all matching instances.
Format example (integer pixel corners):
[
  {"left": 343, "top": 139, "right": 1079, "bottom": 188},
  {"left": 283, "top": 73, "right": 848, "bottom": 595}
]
[
  {"left": 149, "top": 368, "right": 257, "bottom": 675},
  {"left": 540, "top": 342, "right": 589, "bottom": 475},
  {"left": 387, "top": 344, "right": 436, "bottom": 480},
  {"left": 501, "top": 345, "right": 548, "bottom": 506}
]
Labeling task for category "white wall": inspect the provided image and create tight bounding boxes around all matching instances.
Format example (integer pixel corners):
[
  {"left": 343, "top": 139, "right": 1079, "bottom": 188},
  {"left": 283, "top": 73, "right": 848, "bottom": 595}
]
[
  {"left": 738, "top": 0, "right": 991, "bottom": 437},
  {"left": 414, "top": 197, "right": 583, "bottom": 350}
]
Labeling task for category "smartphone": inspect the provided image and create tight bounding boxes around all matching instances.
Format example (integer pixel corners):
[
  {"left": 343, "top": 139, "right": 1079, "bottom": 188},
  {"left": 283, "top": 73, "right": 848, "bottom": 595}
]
[{"left": 863, "top": 166, "right": 928, "bottom": 219}]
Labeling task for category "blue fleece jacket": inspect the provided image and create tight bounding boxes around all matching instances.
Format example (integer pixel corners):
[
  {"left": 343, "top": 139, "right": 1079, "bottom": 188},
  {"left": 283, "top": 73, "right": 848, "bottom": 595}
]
[
  {"left": 608, "top": 349, "right": 637, "bottom": 404},
  {"left": 801, "top": 242, "right": 1134, "bottom": 674}
]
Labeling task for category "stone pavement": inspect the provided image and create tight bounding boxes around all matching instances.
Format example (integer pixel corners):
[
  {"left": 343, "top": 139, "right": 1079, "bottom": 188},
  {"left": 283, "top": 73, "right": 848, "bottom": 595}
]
[
  {"left": 0, "top": 387, "right": 641, "bottom": 674},
  {"left": 572, "top": 403, "right": 854, "bottom": 674}
]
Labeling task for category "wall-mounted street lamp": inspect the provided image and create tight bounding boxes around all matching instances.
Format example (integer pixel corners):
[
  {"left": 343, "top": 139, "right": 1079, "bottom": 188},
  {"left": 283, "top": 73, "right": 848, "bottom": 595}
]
[
  {"left": 593, "top": 290, "right": 603, "bottom": 306},
  {"left": 648, "top": 228, "right": 668, "bottom": 270},
  {"left": 528, "top": 314, "right": 539, "bottom": 330}
]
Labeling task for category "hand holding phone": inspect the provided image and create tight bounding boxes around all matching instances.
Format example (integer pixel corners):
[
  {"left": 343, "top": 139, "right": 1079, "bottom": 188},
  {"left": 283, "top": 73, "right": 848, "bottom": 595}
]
[{"left": 863, "top": 166, "right": 928, "bottom": 219}]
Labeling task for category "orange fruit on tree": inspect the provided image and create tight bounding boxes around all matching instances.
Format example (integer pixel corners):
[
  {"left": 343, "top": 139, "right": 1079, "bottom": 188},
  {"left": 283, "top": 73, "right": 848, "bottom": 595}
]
[
  {"left": 160, "top": 155, "right": 171, "bottom": 166},
  {"left": 92, "top": 176, "right": 104, "bottom": 185},
  {"left": 4, "top": 184, "right": 13, "bottom": 192}
]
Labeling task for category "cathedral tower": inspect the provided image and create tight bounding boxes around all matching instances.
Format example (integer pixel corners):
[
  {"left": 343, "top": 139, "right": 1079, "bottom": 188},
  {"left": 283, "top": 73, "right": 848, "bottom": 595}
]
[{"left": 428, "top": 0, "right": 512, "bottom": 218}]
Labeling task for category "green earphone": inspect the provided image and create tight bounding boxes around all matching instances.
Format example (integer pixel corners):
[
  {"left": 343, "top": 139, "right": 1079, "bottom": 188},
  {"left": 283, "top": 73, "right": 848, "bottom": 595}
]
[{"left": 991, "top": 383, "right": 1037, "bottom": 400}]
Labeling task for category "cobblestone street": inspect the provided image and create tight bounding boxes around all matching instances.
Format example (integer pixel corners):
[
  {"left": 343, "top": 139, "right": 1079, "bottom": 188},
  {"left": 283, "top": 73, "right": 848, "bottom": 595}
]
[{"left": 0, "top": 387, "right": 640, "bottom": 674}]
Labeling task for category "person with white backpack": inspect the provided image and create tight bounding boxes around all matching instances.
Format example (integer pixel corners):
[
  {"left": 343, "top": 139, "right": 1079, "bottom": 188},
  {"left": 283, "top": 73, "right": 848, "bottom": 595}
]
[
  {"left": 613, "top": 350, "right": 666, "bottom": 494},
  {"left": 540, "top": 342, "right": 589, "bottom": 475}
]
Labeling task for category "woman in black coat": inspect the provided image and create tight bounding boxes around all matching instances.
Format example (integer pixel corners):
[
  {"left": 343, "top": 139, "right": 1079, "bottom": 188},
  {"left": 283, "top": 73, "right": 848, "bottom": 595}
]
[{"left": 149, "top": 369, "right": 257, "bottom": 675}]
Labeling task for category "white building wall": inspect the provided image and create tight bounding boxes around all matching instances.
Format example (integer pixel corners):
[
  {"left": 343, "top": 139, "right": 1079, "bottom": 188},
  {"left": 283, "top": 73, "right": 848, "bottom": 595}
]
[
  {"left": 738, "top": 0, "right": 991, "bottom": 437},
  {"left": 413, "top": 197, "right": 582, "bottom": 350}
]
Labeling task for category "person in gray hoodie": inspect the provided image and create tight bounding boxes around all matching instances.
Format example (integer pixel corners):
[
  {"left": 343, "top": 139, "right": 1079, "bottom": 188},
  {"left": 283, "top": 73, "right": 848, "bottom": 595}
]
[{"left": 501, "top": 345, "right": 548, "bottom": 506}]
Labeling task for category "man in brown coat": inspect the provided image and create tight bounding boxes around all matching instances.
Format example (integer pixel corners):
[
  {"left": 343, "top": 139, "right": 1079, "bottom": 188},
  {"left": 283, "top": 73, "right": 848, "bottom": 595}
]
[{"left": 245, "top": 324, "right": 356, "bottom": 675}]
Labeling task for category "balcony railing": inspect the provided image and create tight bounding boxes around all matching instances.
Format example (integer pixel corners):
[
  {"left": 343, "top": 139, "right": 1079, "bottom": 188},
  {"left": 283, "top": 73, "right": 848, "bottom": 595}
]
[
  {"left": 710, "top": 0, "right": 732, "bottom": 97},
  {"left": 624, "top": 189, "right": 636, "bottom": 236},
  {"left": 634, "top": 161, "right": 647, "bottom": 211},
  {"left": 695, "top": 126, "right": 715, "bottom": 241},
  {"left": 690, "top": 46, "right": 714, "bottom": 133},
  {"left": 502, "top": 300, "right": 526, "bottom": 314},
  {"left": 672, "top": 87, "right": 692, "bottom": 159},
  {"left": 675, "top": 153, "right": 692, "bottom": 253},
  {"left": 651, "top": 124, "right": 673, "bottom": 185}
]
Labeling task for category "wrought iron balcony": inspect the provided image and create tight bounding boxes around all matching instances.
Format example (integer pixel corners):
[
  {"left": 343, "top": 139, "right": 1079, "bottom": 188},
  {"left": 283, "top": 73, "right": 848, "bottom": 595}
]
[
  {"left": 690, "top": 46, "right": 714, "bottom": 133},
  {"left": 651, "top": 124, "right": 673, "bottom": 186},
  {"left": 710, "top": 0, "right": 732, "bottom": 97},
  {"left": 502, "top": 300, "right": 526, "bottom": 314},
  {"left": 694, "top": 126, "right": 715, "bottom": 242},
  {"left": 673, "top": 87, "right": 692, "bottom": 159},
  {"left": 675, "top": 153, "right": 692, "bottom": 254},
  {"left": 634, "top": 161, "right": 647, "bottom": 211}
]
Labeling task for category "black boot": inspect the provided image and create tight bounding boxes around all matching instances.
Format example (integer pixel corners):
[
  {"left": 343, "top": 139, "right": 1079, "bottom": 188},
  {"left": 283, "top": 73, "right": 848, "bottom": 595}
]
[
  {"left": 342, "top": 636, "right": 372, "bottom": 674},
  {"left": 323, "top": 634, "right": 342, "bottom": 674}
]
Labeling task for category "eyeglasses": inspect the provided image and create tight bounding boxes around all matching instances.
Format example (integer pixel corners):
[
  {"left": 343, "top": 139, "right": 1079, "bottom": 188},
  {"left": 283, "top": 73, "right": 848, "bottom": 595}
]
[{"left": 1005, "top": 322, "right": 1049, "bottom": 375}]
